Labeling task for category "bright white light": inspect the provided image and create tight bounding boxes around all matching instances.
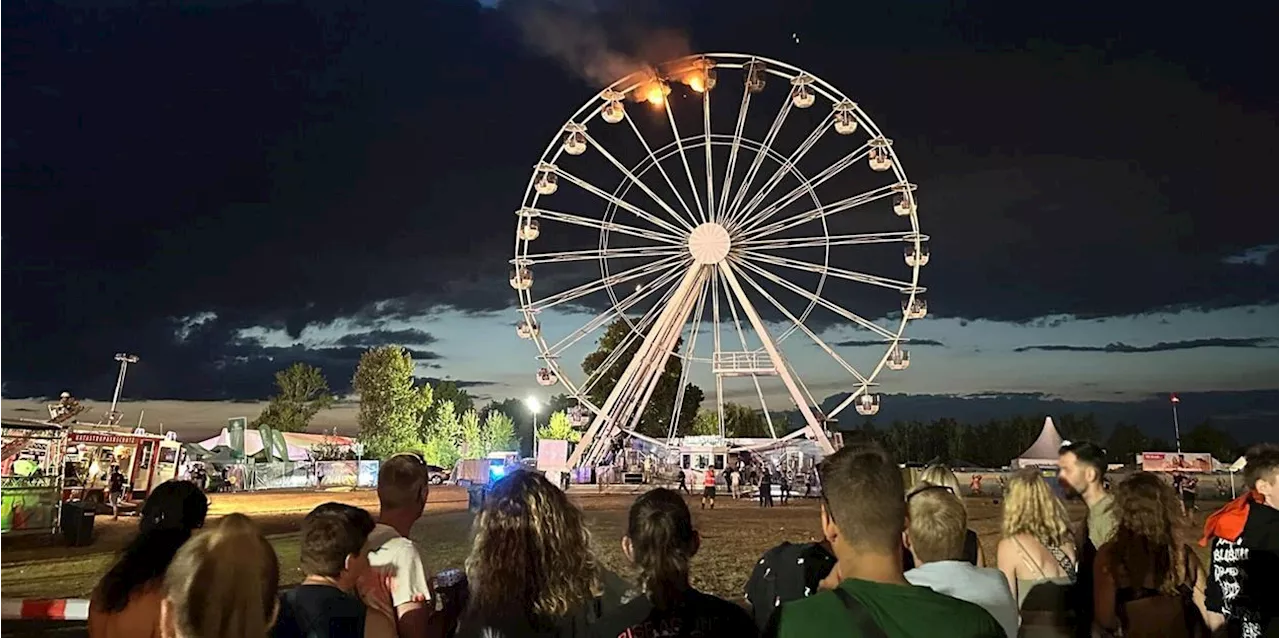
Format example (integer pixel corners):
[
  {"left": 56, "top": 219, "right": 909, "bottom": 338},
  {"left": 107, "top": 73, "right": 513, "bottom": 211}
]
[{"left": 525, "top": 396, "right": 540, "bottom": 414}]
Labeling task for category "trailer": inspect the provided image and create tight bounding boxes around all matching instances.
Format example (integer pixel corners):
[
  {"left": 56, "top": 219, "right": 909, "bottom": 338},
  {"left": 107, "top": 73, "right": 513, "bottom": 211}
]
[{"left": 62, "top": 427, "right": 184, "bottom": 509}]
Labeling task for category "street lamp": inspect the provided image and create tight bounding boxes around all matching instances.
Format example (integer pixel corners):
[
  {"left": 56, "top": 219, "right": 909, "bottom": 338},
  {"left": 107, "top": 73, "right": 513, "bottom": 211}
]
[{"left": 526, "top": 396, "right": 541, "bottom": 460}]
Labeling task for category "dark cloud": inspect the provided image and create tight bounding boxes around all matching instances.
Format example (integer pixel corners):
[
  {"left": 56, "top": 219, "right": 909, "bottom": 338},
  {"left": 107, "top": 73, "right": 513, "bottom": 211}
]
[
  {"left": 418, "top": 377, "right": 497, "bottom": 390},
  {"left": 1013, "top": 337, "right": 1277, "bottom": 354},
  {"left": 333, "top": 329, "right": 438, "bottom": 348},
  {"left": 833, "top": 338, "right": 946, "bottom": 348},
  {"left": 2, "top": 0, "right": 1273, "bottom": 399}
]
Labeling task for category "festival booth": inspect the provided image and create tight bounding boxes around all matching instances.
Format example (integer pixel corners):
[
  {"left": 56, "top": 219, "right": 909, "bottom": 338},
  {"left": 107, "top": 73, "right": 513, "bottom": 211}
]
[
  {"left": 1, "top": 421, "right": 67, "bottom": 535},
  {"left": 1012, "top": 417, "right": 1065, "bottom": 469}
]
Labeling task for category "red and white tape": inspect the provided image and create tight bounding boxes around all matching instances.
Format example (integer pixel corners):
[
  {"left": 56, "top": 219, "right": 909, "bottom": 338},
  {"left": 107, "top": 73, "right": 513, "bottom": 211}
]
[{"left": 0, "top": 598, "right": 91, "bottom": 621}]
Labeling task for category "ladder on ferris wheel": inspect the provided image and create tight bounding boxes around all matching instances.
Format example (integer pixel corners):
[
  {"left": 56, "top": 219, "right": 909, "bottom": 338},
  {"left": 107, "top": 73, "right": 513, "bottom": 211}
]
[{"left": 712, "top": 351, "right": 778, "bottom": 376}]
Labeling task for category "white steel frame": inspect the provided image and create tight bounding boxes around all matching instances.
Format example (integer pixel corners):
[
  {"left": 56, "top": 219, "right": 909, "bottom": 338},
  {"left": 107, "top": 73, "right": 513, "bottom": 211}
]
[{"left": 510, "top": 53, "right": 928, "bottom": 469}]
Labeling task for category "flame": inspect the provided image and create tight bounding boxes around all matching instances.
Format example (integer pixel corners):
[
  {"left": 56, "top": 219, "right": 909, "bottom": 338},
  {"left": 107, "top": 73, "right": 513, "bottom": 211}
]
[
  {"left": 645, "top": 84, "right": 666, "bottom": 106},
  {"left": 687, "top": 73, "right": 706, "bottom": 93}
]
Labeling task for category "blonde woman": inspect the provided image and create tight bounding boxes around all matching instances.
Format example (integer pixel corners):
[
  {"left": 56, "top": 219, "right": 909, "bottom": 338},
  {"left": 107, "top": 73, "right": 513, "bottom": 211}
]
[
  {"left": 997, "top": 468, "right": 1077, "bottom": 637},
  {"left": 457, "top": 470, "right": 628, "bottom": 638},
  {"left": 160, "top": 513, "right": 280, "bottom": 638},
  {"left": 905, "top": 465, "right": 988, "bottom": 568}
]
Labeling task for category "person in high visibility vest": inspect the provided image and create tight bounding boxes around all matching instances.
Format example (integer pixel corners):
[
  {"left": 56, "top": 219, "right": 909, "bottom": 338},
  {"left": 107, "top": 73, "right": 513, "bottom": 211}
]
[{"left": 701, "top": 467, "right": 717, "bottom": 510}]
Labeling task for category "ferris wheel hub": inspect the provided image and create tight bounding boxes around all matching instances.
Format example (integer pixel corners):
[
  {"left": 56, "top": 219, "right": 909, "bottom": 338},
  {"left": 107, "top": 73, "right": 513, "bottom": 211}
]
[{"left": 687, "top": 222, "right": 732, "bottom": 265}]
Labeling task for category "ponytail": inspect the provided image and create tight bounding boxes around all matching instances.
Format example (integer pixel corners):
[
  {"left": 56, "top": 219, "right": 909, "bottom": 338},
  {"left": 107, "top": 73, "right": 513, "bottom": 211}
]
[
  {"left": 163, "top": 513, "right": 279, "bottom": 638},
  {"left": 626, "top": 489, "right": 696, "bottom": 610}
]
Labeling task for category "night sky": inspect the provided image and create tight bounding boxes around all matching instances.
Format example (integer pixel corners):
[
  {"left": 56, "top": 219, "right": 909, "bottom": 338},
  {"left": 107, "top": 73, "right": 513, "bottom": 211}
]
[{"left": 3, "top": 0, "right": 1276, "bottom": 441}]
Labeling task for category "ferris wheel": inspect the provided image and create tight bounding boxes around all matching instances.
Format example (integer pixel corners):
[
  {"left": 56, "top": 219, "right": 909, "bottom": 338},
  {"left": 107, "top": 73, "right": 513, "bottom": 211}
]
[{"left": 510, "top": 53, "right": 928, "bottom": 468}]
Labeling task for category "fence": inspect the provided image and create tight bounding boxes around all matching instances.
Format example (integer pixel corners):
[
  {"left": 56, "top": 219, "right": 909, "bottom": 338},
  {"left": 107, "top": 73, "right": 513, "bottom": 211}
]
[{"left": 204, "top": 460, "right": 379, "bottom": 491}]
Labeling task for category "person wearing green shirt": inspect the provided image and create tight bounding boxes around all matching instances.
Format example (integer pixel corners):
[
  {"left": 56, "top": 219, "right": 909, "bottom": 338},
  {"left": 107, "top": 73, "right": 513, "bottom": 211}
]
[{"left": 764, "top": 443, "right": 1005, "bottom": 638}]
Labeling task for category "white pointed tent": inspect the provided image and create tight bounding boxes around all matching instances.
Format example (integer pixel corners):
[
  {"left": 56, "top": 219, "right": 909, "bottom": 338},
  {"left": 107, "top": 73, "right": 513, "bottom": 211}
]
[{"left": 1013, "top": 417, "right": 1065, "bottom": 469}]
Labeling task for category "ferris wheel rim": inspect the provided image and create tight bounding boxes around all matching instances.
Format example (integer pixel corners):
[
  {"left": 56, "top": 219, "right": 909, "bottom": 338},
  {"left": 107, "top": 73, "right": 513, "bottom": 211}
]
[{"left": 512, "top": 52, "right": 926, "bottom": 428}]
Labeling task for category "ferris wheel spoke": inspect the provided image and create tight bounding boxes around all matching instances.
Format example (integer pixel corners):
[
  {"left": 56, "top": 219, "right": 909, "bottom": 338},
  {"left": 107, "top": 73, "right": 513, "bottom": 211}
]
[
  {"left": 743, "top": 251, "right": 919, "bottom": 294},
  {"left": 530, "top": 208, "right": 682, "bottom": 246},
  {"left": 528, "top": 254, "right": 686, "bottom": 313},
  {"left": 742, "top": 183, "right": 898, "bottom": 240},
  {"left": 735, "top": 144, "right": 871, "bottom": 236},
  {"left": 731, "top": 263, "right": 870, "bottom": 385},
  {"left": 741, "top": 231, "right": 924, "bottom": 251},
  {"left": 724, "top": 94, "right": 794, "bottom": 224},
  {"left": 514, "top": 245, "right": 684, "bottom": 266},
  {"left": 736, "top": 258, "right": 898, "bottom": 341},
  {"left": 661, "top": 95, "right": 709, "bottom": 224},
  {"left": 715, "top": 88, "right": 754, "bottom": 223},
  {"left": 579, "top": 278, "right": 682, "bottom": 396},
  {"left": 553, "top": 168, "right": 690, "bottom": 238},
  {"left": 582, "top": 132, "right": 697, "bottom": 234},
  {"left": 702, "top": 91, "right": 716, "bottom": 226},
  {"left": 542, "top": 266, "right": 686, "bottom": 358},
  {"left": 724, "top": 113, "right": 832, "bottom": 231},
  {"left": 716, "top": 269, "right": 778, "bottom": 439},
  {"left": 667, "top": 273, "right": 710, "bottom": 441},
  {"left": 710, "top": 268, "right": 725, "bottom": 438},
  {"left": 623, "top": 113, "right": 701, "bottom": 230}
]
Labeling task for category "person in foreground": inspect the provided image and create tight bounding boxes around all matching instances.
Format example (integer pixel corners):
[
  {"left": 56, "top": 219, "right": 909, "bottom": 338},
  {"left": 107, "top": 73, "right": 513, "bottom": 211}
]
[
  {"left": 901, "top": 465, "right": 988, "bottom": 569},
  {"left": 1057, "top": 440, "right": 1115, "bottom": 638},
  {"left": 357, "top": 453, "right": 450, "bottom": 638},
  {"left": 1201, "top": 443, "right": 1278, "bottom": 638},
  {"left": 1092, "top": 472, "right": 1211, "bottom": 638},
  {"left": 274, "top": 503, "right": 397, "bottom": 638},
  {"left": 996, "top": 468, "right": 1077, "bottom": 637},
  {"left": 590, "top": 488, "right": 755, "bottom": 637},
  {"left": 160, "top": 513, "right": 279, "bottom": 638},
  {"left": 903, "top": 484, "right": 1019, "bottom": 638},
  {"left": 89, "top": 479, "right": 209, "bottom": 638},
  {"left": 457, "top": 469, "right": 629, "bottom": 638},
  {"left": 764, "top": 443, "right": 1004, "bottom": 638}
]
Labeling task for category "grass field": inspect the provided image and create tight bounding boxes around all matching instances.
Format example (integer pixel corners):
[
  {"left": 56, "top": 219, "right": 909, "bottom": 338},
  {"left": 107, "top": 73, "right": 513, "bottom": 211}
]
[{"left": 0, "top": 486, "right": 1218, "bottom": 602}]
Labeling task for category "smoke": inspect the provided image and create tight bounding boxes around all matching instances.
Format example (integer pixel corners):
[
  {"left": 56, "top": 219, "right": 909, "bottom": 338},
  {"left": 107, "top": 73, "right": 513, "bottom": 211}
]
[{"left": 494, "top": 0, "right": 692, "bottom": 90}]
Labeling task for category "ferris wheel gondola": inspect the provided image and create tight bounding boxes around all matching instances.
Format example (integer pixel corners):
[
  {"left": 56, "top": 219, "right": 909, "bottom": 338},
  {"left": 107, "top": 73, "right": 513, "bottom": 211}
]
[{"left": 509, "top": 54, "right": 928, "bottom": 468}]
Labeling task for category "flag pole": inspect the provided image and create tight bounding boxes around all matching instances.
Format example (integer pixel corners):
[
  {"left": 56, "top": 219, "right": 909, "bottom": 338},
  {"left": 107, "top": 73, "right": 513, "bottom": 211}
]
[{"left": 1171, "top": 394, "right": 1182, "bottom": 454}]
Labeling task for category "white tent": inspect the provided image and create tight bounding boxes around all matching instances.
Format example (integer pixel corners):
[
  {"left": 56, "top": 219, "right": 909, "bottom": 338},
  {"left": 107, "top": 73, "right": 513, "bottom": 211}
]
[
  {"left": 196, "top": 428, "right": 311, "bottom": 462},
  {"left": 1013, "top": 417, "right": 1065, "bottom": 469}
]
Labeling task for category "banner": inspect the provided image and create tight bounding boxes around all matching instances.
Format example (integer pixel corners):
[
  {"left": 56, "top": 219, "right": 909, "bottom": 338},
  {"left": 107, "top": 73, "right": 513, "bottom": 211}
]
[
  {"left": 249, "top": 462, "right": 312, "bottom": 490},
  {"left": 536, "top": 439, "right": 570, "bottom": 471},
  {"left": 228, "top": 418, "right": 247, "bottom": 459},
  {"left": 316, "top": 461, "right": 359, "bottom": 487},
  {"left": 1141, "top": 452, "right": 1212, "bottom": 473},
  {"left": 357, "top": 461, "right": 379, "bottom": 487}
]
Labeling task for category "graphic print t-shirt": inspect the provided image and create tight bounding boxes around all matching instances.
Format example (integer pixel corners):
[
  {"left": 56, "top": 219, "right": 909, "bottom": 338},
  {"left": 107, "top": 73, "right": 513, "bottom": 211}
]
[
  {"left": 590, "top": 588, "right": 756, "bottom": 638},
  {"left": 1206, "top": 501, "right": 1278, "bottom": 638}
]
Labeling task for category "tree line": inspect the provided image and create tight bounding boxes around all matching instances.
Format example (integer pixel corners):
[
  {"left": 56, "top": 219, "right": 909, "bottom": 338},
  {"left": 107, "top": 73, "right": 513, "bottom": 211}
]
[{"left": 254, "top": 337, "right": 1245, "bottom": 468}]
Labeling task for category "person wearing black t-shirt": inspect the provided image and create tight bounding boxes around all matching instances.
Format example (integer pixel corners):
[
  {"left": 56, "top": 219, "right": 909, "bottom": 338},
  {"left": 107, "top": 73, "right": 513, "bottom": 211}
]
[
  {"left": 274, "top": 503, "right": 396, "bottom": 638},
  {"left": 591, "top": 488, "right": 755, "bottom": 638},
  {"left": 744, "top": 540, "right": 838, "bottom": 630},
  {"left": 1202, "top": 443, "right": 1278, "bottom": 638}
]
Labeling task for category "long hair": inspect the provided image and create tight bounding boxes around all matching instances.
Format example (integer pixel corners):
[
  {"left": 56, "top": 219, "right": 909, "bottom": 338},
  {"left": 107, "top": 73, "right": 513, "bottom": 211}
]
[
  {"left": 464, "top": 470, "right": 599, "bottom": 624},
  {"left": 1109, "top": 472, "right": 1190, "bottom": 595},
  {"left": 163, "top": 513, "right": 279, "bottom": 638},
  {"left": 1002, "top": 468, "right": 1073, "bottom": 548},
  {"left": 627, "top": 488, "right": 696, "bottom": 610},
  {"left": 94, "top": 480, "right": 209, "bottom": 613},
  {"left": 917, "top": 465, "right": 965, "bottom": 510}
]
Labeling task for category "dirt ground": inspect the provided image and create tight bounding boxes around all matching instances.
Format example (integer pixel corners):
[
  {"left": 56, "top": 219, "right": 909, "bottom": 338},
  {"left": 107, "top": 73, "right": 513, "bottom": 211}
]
[{"left": 0, "top": 486, "right": 1221, "bottom": 603}]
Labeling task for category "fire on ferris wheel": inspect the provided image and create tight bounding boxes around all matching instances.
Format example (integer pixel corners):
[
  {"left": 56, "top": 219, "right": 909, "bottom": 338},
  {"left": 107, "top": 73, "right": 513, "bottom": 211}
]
[{"left": 508, "top": 53, "right": 929, "bottom": 469}]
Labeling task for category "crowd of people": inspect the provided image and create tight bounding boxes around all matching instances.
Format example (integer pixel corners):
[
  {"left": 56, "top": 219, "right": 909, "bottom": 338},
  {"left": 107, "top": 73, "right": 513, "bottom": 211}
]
[{"left": 83, "top": 441, "right": 1277, "bottom": 638}]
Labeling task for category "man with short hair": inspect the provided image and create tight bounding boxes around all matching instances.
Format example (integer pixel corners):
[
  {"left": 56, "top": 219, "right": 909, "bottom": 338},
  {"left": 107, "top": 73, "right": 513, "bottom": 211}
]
[
  {"left": 357, "top": 453, "right": 450, "bottom": 638},
  {"left": 274, "top": 503, "right": 396, "bottom": 638},
  {"left": 903, "top": 485, "right": 1018, "bottom": 638},
  {"left": 1058, "top": 440, "right": 1115, "bottom": 637},
  {"left": 764, "top": 444, "right": 1003, "bottom": 637},
  {"left": 701, "top": 466, "right": 717, "bottom": 510},
  {"left": 1202, "top": 443, "right": 1278, "bottom": 638}
]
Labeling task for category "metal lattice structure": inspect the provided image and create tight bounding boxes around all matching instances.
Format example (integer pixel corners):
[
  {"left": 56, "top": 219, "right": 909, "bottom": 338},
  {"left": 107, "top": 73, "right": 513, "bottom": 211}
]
[{"left": 510, "top": 53, "right": 928, "bottom": 469}]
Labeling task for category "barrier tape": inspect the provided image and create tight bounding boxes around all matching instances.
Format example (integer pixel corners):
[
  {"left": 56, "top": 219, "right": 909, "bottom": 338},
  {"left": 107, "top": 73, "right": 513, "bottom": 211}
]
[{"left": 0, "top": 598, "right": 91, "bottom": 621}]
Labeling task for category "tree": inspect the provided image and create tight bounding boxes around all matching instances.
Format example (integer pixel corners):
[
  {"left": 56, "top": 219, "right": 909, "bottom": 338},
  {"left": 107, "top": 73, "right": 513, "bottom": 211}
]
[
  {"left": 352, "top": 347, "right": 434, "bottom": 459},
  {"left": 433, "top": 380, "right": 475, "bottom": 415},
  {"left": 723, "top": 402, "right": 773, "bottom": 438},
  {"left": 690, "top": 409, "right": 720, "bottom": 436},
  {"left": 481, "top": 398, "right": 536, "bottom": 457},
  {"left": 1106, "top": 423, "right": 1149, "bottom": 464},
  {"left": 1181, "top": 421, "right": 1238, "bottom": 462},
  {"left": 581, "top": 319, "right": 703, "bottom": 439},
  {"left": 253, "top": 363, "right": 334, "bottom": 432},
  {"left": 482, "top": 411, "right": 517, "bottom": 454},
  {"left": 459, "top": 409, "right": 483, "bottom": 459},
  {"left": 537, "top": 411, "right": 581, "bottom": 443}
]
